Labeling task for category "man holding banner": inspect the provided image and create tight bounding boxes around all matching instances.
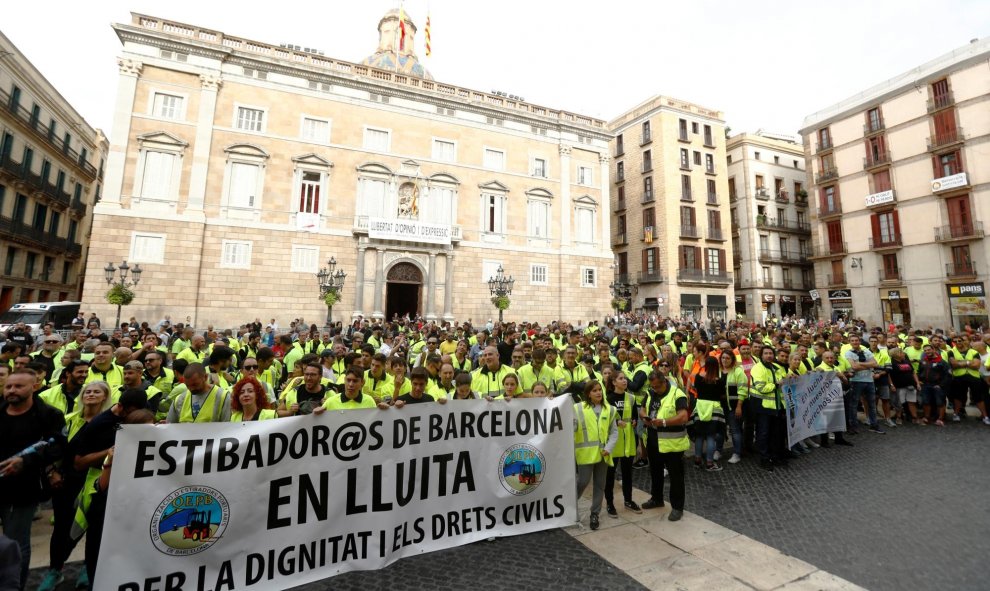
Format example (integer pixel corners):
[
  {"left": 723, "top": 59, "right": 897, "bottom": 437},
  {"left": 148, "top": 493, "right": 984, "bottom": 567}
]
[{"left": 750, "top": 348, "right": 788, "bottom": 471}]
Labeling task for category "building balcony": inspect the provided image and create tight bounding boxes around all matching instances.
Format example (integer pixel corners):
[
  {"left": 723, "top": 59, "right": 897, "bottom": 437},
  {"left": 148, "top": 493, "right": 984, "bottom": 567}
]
[
  {"left": 706, "top": 192, "right": 719, "bottom": 205},
  {"left": 863, "top": 151, "right": 892, "bottom": 170},
  {"left": 815, "top": 167, "right": 839, "bottom": 184},
  {"left": 794, "top": 193, "right": 809, "bottom": 207},
  {"left": 615, "top": 170, "right": 625, "bottom": 183},
  {"left": 351, "top": 215, "right": 462, "bottom": 242},
  {"left": 0, "top": 87, "right": 98, "bottom": 180},
  {"left": 775, "top": 190, "right": 790, "bottom": 203},
  {"left": 677, "top": 268, "right": 732, "bottom": 285},
  {"left": 927, "top": 128, "right": 965, "bottom": 152},
  {"left": 946, "top": 262, "right": 977, "bottom": 279},
  {"left": 758, "top": 250, "right": 810, "bottom": 264},
  {"left": 705, "top": 165, "right": 716, "bottom": 176},
  {"left": 613, "top": 196, "right": 626, "bottom": 212},
  {"left": 678, "top": 131, "right": 690, "bottom": 143},
  {"left": 641, "top": 161, "right": 653, "bottom": 173},
  {"left": 638, "top": 270, "right": 663, "bottom": 284},
  {"left": 707, "top": 227, "right": 726, "bottom": 241},
  {"left": 818, "top": 200, "right": 842, "bottom": 219},
  {"left": 755, "top": 216, "right": 811, "bottom": 234},
  {"left": 680, "top": 224, "right": 699, "bottom": 239},
  {"left": 754, "top": 187, "right": 770, "bottom": 200},
  {"left": 927, "top": 92, "right": 954, "bottom": 113},
  {"left": 869, "top": 234, "right": 902, "bottom": 250},
  {"left": 613, "top": 232, "right": 627, "bottom": 246},
  {"left": 703, "top": 134, "right": 715, "bottom": 148},
  {"left": 817, "top": 139, "right": 833, "bottom": 153},
  {"left": 827, "top": 273, "right": 846, "bottom": 287},
  {"left": 0, "top": 156, "right": 73, "bottom": 210},
  {"left": 878, "top": 267, "right": 902, "bottom": 283},
  {"left": 641, "top": 192, "right": 655, "bottom": 204},
  {"left": 614, "top": 273, "right": 631, "bottom": 285},
  {"left": 614, "top": 145, "right": 624, "bottom": 158},
  {"left": 0, "top": 214, "right": 82, "bottom": 257},
  {"left": 781, "top": 279, "right": 796, "bottom": 290},
  {"left": 863, "top": 121, "right": 886, "bottom": 136},
  {"left": 809, "top": 242, "right": 847, "bottom": 259},
  {"left": 680, "top": 190, "right": 693, "bottom": 202},
  {"left": 934, "top": 222, "right": 983, "bottom": 243}
]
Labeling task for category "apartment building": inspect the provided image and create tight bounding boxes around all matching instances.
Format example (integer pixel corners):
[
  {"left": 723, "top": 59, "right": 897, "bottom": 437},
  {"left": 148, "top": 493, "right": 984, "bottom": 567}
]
[
  {"left": 800, "top": 37, "right": 989, "bottom": 329},
  {"left": 0, "top": 32, "right": 107, "bottom": 313},
  {"left": 727, "top": 132, "right": 814, "bottom": 321},
  {"left": 609, "top": 96, "right": 733, "bottom": 320},
  {"left": 82, "top": 10, "right": 613, "bottom": 327}
]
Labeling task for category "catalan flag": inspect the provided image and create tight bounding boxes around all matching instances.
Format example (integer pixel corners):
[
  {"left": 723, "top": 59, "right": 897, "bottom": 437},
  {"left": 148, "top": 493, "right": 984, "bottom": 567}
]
[
  {"left": 399, "top": 5, "right": 407, "bottom": 51},
  {"left": 425, "top": 14, "right": 431, "bottom": 57}
]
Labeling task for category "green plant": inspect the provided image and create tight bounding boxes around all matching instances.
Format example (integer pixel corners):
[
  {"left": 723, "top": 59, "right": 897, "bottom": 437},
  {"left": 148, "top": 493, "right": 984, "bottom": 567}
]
[
  {"left": 105, "top": 284, "right": 135, "bottom": 306},
  {"left": 611, "top": 298, "right": 628, "bottom": 311},
  {"left": 797, "top": 189, "right": 809, "bottom": 199},
  {"left": 323, "top": 291, "right": 340, "bottom": 307},
  {"left": 491, "top": 295, "right": 510, "bottom": 311}
]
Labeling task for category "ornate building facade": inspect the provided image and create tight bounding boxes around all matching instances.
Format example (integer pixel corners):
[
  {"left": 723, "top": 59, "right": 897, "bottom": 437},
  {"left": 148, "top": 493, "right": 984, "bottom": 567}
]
[
  {"left": 0, "top": 31, "right": 107, "bottom": 312},
  {"left": 82, "top": 11, "right": 613, "bottom": 327}
]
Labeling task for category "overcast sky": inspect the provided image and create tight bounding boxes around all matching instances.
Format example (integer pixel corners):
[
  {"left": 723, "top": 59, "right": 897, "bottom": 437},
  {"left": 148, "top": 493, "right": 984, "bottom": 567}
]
[{"left": 3, "top": 0, "right": 987, "bottom": 139}]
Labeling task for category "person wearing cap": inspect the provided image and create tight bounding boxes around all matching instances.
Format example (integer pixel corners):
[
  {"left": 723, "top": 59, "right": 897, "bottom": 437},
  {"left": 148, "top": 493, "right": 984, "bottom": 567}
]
[
  {"left": 517, "top": 349, "right": 555, "bottom": 396},
  {"left": 112, "top": 360, "right": 164, "bottom": 412},
  {"left": 553, "top": 346, "right": 590, "bottom": 396},
  {"left": 319, "top": 349, "right": 338, "bottom": 382}
]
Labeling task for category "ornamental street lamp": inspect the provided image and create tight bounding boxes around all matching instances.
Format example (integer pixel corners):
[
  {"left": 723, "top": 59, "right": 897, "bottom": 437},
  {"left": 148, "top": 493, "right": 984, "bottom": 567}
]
[
  {"left": 487, "top": 264, "right": 514, "bottom": 324},
  {"left": 316, "top": 256, "right": 346, "bottom": 330},
  {"left": 104, "top": 260, "right": 142, "bottom": 329},
  {"left": 609, "top": 279, "right": 632, "bottom": 314}
]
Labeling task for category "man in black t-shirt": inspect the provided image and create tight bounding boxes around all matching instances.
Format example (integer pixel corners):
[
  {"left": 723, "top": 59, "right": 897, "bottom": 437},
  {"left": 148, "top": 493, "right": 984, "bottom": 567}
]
[
  {"left": 394, "top": 368, "right": 447, "bottom": 407},
  {"left": 0, "top": 369, "right": 65, "bottom": 590}
]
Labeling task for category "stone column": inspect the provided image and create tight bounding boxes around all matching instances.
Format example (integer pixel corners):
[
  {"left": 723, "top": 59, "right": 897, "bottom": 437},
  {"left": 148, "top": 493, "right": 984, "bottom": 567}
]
[
  {"left": 372, "top": 248, "right": 385, "bottom": 319},
  {"left": 425, "top": 252, "right": 437, "bottom": 320},
  {"left": 186, "top": 74, "right": 222, "bottom": 211},
  {"left": 599, "top": 154, "right": 612, "bottom": 251},
  {"left": 443, "top": 251, "right": 455, "bottom": 321},
  {"left": 99, "top": 59, "right": 142, "bottom": 209},
  {"left": 353, "top": 245, "right": 367, "bottom": 318},
  {"left": 558, "top": 145, "right": 572, "bottom": 246}
]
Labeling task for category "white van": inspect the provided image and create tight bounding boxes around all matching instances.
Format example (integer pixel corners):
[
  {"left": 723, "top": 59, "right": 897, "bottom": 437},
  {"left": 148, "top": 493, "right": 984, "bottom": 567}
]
[{"left": 0, "top": 301, "right": 82, "bottom": 334}]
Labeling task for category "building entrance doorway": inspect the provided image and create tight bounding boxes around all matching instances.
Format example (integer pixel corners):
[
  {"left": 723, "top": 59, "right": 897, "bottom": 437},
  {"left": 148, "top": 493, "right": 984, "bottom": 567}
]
[{"left": 385, "top": 262, "right": 422, "bottom": 320}]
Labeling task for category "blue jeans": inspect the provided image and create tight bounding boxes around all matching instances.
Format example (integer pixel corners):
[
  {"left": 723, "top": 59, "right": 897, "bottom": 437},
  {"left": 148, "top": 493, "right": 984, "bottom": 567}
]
[
  {"left": 1, "top": 502, "right": 37, "bottom": 591},
  {"left": 695, "top": 433, "right": 716, "bottom": 463},
  {"left": 850, "top": 381, "right": 878, "bottom": 428},
  {"left": 720, "top": 406, "right": 743, "bottom": 457}
]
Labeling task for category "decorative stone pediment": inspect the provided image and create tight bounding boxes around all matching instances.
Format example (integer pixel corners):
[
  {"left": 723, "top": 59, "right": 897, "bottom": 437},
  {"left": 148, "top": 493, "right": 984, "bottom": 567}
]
[
  {"left": 292, "top": 153, "right": 333, "bottom": 167},
  {"left": 478, "top": 180, "right": 509, "bottom": 193},
  {"left": 574, "top": 194, "right": 598, "bottom": 206},
  {"left": 136, "top": 131, "right": 188, "bottom": 148},
  {"left": 525, "top": 187, "right": 554, "bottom": 200},
  {"left": 223, "top": 143, "right": 269, "bottom": 159}
]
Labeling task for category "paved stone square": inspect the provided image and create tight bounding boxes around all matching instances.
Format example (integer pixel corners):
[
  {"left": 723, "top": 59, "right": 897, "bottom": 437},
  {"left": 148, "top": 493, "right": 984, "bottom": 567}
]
[{"left": 630, "top": 416, "right": 990, "bottom": 591}]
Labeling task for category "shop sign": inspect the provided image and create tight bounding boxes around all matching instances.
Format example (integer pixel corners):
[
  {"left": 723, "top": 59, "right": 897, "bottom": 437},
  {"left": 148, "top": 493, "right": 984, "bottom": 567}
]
[
  {"left": 947, "top": 283, "right": 984, "bottom": 298},
  {"left": 828, "top": 289, "right": 851, "bottom": 300}
]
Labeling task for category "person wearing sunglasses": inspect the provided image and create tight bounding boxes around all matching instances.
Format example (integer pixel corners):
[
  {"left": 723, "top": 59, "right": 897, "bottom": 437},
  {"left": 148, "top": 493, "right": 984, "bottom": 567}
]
[
  {"left": 30, "top": 334, "right": 64, "bottom": 384},
  {"left": 238, "top": 358, "right": 276, "bottom": 404}
]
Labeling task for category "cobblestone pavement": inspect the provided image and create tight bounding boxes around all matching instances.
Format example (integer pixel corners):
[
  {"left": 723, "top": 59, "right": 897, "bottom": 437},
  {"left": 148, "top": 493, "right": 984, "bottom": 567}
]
[
  {"left": 28, "top": 529, "right": 647, "bottom": 591},
  {"left": 629, "top": 416, "right": 990, "bottom": 591}
]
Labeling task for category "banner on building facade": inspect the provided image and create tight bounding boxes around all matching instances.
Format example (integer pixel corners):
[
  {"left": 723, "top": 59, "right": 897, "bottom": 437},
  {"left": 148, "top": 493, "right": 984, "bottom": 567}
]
[
  {"left": 368, "top": 217, "right": 452, "bottom": 245},
  {"left": 781, "top": 371, "right": 845, "bottom": 447},
  {"left": 95, "top": 398, "right": 576, "bottom": 591}
]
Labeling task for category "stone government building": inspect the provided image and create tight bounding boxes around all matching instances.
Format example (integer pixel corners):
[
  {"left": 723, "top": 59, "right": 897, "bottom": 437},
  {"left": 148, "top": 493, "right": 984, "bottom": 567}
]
[{"left": 83, "top": 10, "right": 615, "bottom": 327}]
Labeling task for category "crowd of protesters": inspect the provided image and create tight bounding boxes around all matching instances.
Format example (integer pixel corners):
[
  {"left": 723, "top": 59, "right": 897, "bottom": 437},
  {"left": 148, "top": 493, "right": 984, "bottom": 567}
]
[{"left": 1, "top": 310, "right": 988, "bottom": 589}]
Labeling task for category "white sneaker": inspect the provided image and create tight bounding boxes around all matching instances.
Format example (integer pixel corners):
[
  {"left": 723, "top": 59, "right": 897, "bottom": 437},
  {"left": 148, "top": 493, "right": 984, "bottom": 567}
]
[
  {"left": 713, "top": 451, "right": 721, "bottom": 461},
  {"left": 982, "top": 416, "right": 990, "bottom": 426},
  {"left": 664, "top": 468, "right": 669, "bottom": 477},
  {"left": 952, "top": 414, "right": 961, "bottom": 422},
  {"left": 728, "top": 453, "right": 742, "bottom": 464},
  {"left": 886, "top": 418, "right": 896, "bottom": 428}
]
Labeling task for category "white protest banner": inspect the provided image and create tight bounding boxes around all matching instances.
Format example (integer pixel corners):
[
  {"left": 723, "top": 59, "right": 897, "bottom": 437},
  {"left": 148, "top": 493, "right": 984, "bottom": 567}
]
[
  {"left": 781, "top": 371, "right": 846, "bottom": 447},
  {"left": 95, "top": 398, "right": 576, "bottom": 591},
  {"left": 368, "top": 217, "right": 452, "bottom": 245}
]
